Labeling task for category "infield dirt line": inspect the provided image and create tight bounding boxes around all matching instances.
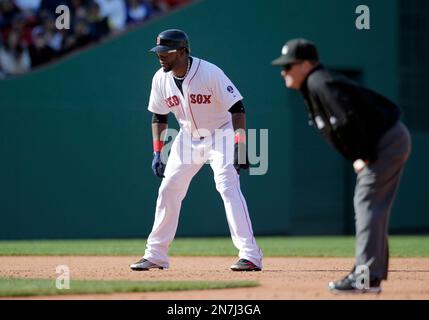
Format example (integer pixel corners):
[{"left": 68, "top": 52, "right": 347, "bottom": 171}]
[{"left": 1, "top": 257, "right": 428, "bottom": 299}]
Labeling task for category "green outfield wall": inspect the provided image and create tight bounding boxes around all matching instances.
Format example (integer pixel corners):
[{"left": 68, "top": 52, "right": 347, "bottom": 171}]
[{"left": 0, "top": 0, "right": 428, "bottom": 239}]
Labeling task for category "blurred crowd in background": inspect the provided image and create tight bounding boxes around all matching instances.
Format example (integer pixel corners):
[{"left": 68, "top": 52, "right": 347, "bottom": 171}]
[{"left": 0, "top": 0, "right": 192, "bottom": 77}]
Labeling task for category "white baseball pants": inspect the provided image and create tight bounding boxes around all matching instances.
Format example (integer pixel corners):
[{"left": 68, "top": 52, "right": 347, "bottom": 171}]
[{"left": 143, "top": 125, "right": 263, "bottom": 268}]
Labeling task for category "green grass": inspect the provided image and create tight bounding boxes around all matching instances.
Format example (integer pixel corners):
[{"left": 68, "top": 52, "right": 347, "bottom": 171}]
[
  {"left": 0, "top": 278, "right": 258, "bottom": 297},
  {"left": 0, "top": 236, "right": 428, "bottom": 257}
]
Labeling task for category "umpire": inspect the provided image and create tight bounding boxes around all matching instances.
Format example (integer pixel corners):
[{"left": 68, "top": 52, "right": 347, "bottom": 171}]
[{"left": 272, "top": 39, "right": 412, "bottom": 294}]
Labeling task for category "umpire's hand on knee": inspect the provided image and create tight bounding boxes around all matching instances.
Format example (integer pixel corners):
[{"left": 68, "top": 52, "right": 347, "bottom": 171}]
[
  {"left": 152, "top": 151, "right": 165, "bottom": 178},
  {"left": 353, "top": 159, "right": 369, "bottom": 174}
]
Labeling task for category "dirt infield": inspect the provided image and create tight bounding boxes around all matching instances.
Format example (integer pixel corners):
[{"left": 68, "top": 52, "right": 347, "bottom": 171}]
[{"left": 1, "top": 256, "right": 428, "bottom": 299}]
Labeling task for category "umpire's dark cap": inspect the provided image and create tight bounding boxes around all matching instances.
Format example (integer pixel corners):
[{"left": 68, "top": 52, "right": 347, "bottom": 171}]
[
  {"left": 271, "top": 38, "right": 319, "bottom": 66},
  {"left": 150, "top": 29, "right": 190, "bottom": 53}
]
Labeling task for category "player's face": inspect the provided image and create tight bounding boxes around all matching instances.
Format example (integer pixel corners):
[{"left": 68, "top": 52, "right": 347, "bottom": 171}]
[
  {"left": 281, "top": 61, "right": 307, "bottom": 89},
  {"left": 157, "top": 50, "right": 182, "bottom": 72}
]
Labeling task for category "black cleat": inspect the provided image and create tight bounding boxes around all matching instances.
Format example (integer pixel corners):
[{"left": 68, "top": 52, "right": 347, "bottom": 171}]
[{"left": 328, "top": 273, "right": 381, "bottom": 294}]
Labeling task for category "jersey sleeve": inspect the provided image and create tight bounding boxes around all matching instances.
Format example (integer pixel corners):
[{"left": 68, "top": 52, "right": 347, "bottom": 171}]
[
  {"left": 148, "top": 73, "right": 170, "bottom": 115},
  {"left": 211, "top": 67, "right": 243, "bottom": 111}
]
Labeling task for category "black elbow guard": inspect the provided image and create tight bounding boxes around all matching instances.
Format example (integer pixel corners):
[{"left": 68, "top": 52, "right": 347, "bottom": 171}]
[
  {"left": 228, "top": 100, "right": 245, "bottom": 114},
  {"left": 152, "top": 113, "right": 168, "bottom": 124}
]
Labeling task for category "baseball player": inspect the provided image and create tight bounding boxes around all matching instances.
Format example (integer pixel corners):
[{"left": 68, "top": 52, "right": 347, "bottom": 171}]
[
  {"left": 130, "top": 29, "right": 263, "bottom": 272},
  {"left": 271, "top": 39, "right": 411, "bottom": 293}
]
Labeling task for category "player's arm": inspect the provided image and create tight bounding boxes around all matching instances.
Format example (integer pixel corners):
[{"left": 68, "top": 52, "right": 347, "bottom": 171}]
[
  {"left": 229, "top": 100, "right": 249, "bottom": 172},
  {"left": 229, "top": 100, "right": 246, "bottom": 135},
  {"left": 152, "top": 113, "right": 168, "bottom": 150},
  {"left": 151, "top": 113, "right": 168, "bottom": 178}
]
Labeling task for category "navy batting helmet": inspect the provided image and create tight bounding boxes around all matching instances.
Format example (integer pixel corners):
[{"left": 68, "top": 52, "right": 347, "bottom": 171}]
[{"left": 150, "top": 29, "right": 190, "bottom": 53}]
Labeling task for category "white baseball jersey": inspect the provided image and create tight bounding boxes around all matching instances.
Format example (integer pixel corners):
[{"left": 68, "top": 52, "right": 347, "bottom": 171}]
[{"left": 148, "top": 57, "right": 243, "bottom": 138}]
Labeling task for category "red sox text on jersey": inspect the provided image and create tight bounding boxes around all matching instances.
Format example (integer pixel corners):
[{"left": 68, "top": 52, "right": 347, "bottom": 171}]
[{"left": 165, "top": 94, "right": 212, "bottom": 108}]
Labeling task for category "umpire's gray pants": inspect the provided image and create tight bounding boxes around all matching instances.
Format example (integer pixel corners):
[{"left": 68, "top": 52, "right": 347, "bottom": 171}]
[{"left": 354, "top": 121, "right": 411, "bottom": 281}]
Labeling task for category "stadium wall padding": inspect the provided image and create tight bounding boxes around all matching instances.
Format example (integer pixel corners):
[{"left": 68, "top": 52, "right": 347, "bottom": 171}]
[{"left": 1, "top": 0, "right": 428, "bottom": 239}]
